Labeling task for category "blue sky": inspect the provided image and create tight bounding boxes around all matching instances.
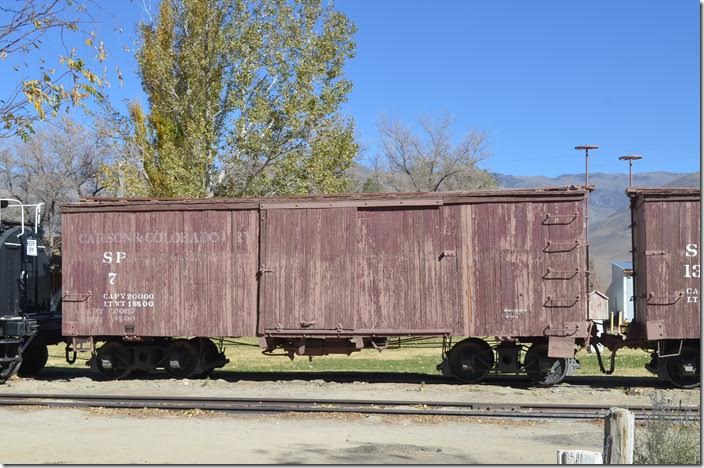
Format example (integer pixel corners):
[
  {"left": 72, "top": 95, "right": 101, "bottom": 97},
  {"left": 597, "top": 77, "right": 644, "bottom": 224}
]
[{"left": 2, "top": 0, "right": 699, "bottom": 176}]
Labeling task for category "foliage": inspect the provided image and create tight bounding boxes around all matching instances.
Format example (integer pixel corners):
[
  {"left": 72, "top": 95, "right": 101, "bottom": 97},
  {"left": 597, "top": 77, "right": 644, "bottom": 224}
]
[
  {"left": 100, "top": 0, "right": 225, "bottom": 197},
  {"left": 0, "top": 0, "right": 109, "bottom": 139},
  {"left": 104, "top": 0, "right": 358, "bottom": 198},
  {"left": 0, "top": 118, "right": 109, "bottom": 248},
  {"left": 222, "top": 115, "right": 358, "bottom": 195},
  {"left": 216, "top": 0, "right": 357, "bottom": 196},
  {"left": 372, "top": 114, "right": 496, "bottom": 192},
  {"left": 634, "top": 392, "right": 701, "bottom": 464}
]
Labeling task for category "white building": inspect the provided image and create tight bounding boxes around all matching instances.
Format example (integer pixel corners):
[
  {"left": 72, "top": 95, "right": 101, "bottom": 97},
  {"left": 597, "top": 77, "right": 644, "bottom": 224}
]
[{"left": 607, "top": 261, "right": 634, "bottom": 323}]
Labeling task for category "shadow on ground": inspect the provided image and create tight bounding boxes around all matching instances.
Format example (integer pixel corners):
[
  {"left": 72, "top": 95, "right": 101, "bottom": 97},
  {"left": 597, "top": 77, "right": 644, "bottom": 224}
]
[{"left": 258, "top": 442, "right": 475, "bottom": 464}]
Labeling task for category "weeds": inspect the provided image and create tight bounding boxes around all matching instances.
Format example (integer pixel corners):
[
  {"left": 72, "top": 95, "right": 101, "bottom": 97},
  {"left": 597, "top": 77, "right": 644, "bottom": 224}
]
[{"left": 634, "top": 392, "right": 701, "bottom": 464}]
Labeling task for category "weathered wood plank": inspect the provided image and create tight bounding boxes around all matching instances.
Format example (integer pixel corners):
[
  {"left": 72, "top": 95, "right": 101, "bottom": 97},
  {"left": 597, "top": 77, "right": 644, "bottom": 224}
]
[{"left": 603, "top": 407, "right": 635, "bottom": 464}]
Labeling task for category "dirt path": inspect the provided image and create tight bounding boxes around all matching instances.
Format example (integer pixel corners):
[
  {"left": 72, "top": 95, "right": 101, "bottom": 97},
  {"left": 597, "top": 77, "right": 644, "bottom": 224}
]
[
  {"left": 0, "top": 406, "right": 604, "bottom": 464},
  {"left": 0, "top": 369, "right": 696, "bottom": 464}
]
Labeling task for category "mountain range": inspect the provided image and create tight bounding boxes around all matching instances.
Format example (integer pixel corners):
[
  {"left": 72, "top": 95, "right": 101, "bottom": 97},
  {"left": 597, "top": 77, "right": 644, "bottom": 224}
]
[{"left": 494, "top": 171, "right": 700, "bottom": 289}]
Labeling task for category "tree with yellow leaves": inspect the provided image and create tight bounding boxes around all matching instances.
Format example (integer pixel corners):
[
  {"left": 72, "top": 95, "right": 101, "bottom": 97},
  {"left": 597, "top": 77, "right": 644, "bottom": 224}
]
[{"left": 103, "top": 0, "right": 357, "bottom": 198}]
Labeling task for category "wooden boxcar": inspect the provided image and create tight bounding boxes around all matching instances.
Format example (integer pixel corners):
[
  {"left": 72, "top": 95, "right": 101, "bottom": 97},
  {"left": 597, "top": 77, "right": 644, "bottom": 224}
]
[
  {"left": 60, "top": 187, "right": 590, "bottom": 384},
  {"left": 625, "top": 188, "right": 700, "bottom": 387}
]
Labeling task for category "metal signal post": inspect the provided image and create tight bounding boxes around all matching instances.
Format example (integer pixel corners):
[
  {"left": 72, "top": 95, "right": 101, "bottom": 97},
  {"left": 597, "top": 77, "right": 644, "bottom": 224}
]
[
  {"left": 574, "top": 145, "right": 598, "bottom": 238},
  {"left": 618, "top": 155, "right": 643, "bottom": 188},
  {"left": 574, "top": 144, "right": 599, "bottom": 302}
]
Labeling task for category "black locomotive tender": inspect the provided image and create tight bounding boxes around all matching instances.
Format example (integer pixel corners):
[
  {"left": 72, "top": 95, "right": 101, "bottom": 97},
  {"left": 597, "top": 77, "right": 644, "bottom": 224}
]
[{"left": 0, "top": 184, "right": 700, "bottom": 388}]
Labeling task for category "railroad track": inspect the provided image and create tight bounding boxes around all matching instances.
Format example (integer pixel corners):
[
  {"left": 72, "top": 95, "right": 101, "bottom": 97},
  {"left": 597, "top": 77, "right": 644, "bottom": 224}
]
[
  {"left": 0, "top": 393, "right": 699, "bottom": 421},
  {"left": 31, "top": 367, "right": 680, "bottom": 389}
]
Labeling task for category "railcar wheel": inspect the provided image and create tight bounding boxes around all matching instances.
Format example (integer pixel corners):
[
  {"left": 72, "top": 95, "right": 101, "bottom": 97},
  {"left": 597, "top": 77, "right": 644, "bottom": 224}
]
[
  {"left": 446, "top": 338, "right": 495, "bottom": 383},
  {"left": 17, "top": 343, "right": 48, "bottom": 377},
  {"left": 0, "top": 357, "right": 22, "bottom": 382},
  {"left": 191, "top": 337, "right": 219, "bottom": 359},
  {"left": 524, "top": 343, "right": 568, "bottom": 387},
  {"left": 661, "top": 346, "right": 700, "bottom": 389},
  {"left": 94, "top": 342, "right": 133, "bottom": 380},
  {"left": 190, "top": 337, "right": 220, "bottom": 378},
  {"left": 165, "top": 339, "right": 200, "bottom": 379}
]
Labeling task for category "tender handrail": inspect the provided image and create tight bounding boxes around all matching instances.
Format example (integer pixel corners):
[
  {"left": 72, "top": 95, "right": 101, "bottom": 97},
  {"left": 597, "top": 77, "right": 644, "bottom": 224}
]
[
  {"left": 0, "top": 198, "right": 25, "bottom": 236},
  {"left": 34, "top": 203, "right": 44, "bottom": 233},
  {"left": 20, "top": 202, "right": 44, "bottom": 233}
]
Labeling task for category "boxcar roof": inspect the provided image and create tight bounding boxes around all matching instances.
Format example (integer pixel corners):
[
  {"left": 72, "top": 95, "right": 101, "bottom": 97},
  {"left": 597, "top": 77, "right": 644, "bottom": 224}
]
[
  {"left": 626, "top": 187, "right": 700, "bottom": 202},
  {"left": 61, "top": 186, "right": 588, "bottom": 213}
]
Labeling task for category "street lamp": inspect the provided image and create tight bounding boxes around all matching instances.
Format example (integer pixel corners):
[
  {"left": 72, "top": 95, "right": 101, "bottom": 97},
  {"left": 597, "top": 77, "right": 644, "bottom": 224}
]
[{"left": 618, "top": 155, "right": 643, "bottom": 188}]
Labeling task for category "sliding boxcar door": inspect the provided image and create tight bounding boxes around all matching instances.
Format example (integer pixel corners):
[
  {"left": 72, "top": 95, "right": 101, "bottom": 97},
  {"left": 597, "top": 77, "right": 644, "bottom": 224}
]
[
  {"left": 357, "top": 206, "right": 453, "bottom": 332},
  {"left": 257, "top": 207, "right": 358, "bottom": 333}
]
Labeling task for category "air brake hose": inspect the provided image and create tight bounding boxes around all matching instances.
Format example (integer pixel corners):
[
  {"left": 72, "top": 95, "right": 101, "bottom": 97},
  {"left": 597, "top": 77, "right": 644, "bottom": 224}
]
[{"left": 592, "top": 343, "right": 617, "bottom": 375}]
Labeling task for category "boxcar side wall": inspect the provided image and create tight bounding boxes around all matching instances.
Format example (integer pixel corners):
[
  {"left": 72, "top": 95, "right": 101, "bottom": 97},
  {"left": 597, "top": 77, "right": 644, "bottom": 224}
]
[
  {"left": 61, "top": 188, "right": 588, "bottom": 343},
  {"left": 630, "top": 190, "right": 701, "bottom": 340},
  {"left": 257, "top": 203, "right": 463, "bottom": 335},
  {"left": 61, "top": 209, "right": 259, "bottom": 337}
]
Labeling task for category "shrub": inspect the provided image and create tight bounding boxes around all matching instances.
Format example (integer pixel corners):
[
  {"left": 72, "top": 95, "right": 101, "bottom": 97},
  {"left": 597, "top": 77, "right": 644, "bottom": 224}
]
[{"left": 634, "top": 392, "right": 700, "bottom": 464}]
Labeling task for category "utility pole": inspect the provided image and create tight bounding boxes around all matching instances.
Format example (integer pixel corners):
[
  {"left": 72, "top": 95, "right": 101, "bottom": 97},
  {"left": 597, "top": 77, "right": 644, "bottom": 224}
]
[{"left": 618, "top": 155, "right": 642, "bottom": 188}]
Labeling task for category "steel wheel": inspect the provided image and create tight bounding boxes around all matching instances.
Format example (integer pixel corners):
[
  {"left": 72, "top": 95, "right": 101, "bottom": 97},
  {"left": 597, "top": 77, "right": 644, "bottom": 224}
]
[
  {"left": 94, "top": 342, "right": 133, "bottom": 380},
  {"left": 446, "top": 338, "right": 495, "bottom": 383},
  {"left": 661, "top": 346, "right": 700, "bottom": 389},
  {"left": 190, "top": 337, "right": 220, "bottom": 378},
  {"left": 524, "top": 343, "right": 568, "bottom": 386},
  {"left": 17, "top": 343, "right": 48, "bottom": 377},
  {"left": 165, "top": 339, "right": 200, "bottom": 379}
]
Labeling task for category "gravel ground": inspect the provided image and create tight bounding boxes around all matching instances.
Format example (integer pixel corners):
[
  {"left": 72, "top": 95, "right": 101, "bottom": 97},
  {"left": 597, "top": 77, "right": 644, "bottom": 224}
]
[
  {"left": 0, "top": 367, "right": 697, "bottom": 407},
  {"left": 0, "top": 368, "right": 698, "bottom": 464}
]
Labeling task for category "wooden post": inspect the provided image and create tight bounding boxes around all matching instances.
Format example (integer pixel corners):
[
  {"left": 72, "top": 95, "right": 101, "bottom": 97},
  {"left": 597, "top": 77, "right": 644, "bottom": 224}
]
[
  {"left": 603, "top": 407, "right": 635, "bottom": 464},
  {"left": 557, "top": 449, "right": 603, "bottom": 464}
]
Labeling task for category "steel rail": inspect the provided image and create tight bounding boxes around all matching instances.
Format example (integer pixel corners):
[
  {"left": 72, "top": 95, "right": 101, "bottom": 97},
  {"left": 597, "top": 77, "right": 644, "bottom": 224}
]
[{"left": 0, "top": 393, "right": 698, "bottom": 421}]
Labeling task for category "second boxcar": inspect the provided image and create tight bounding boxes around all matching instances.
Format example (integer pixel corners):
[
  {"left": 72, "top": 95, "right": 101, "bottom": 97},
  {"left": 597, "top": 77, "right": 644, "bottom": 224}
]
[
  {"left": 627, "top": 188, "right": 700, "bottom": 387},
  {"left": 60, "top": 187, "right": 590, "bottom": 384}
]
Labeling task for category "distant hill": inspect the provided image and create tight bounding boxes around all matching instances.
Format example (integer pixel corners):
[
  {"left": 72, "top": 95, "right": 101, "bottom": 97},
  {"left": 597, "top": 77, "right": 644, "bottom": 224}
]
[
  {"left": 664, "top": 172, "right": 700, "bottom": 187},
  {"left": 493, "top": 171, "right": 697, "bottom": 217},
  {"left": 494, "top": 171, "right": 700, "bottom": 288},
  {"left": 349, "top": 165, "right": 699, "bottom": 289}
]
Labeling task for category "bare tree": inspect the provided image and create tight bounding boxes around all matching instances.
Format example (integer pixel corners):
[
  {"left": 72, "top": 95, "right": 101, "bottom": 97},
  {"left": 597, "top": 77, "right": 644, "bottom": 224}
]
[
  {"left": 0, "top": 118, "right": 108, "bottom": 249},
  {"left": 0, "top": 0, "right": 108, "bottom": 139},
  {"left": 373, "top": 114, "right": 496, "bottom": 192}
]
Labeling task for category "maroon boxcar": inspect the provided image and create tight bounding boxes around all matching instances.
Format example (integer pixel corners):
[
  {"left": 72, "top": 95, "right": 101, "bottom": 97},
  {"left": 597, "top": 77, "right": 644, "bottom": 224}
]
[
  {"left": 60, "top": 187, "right": 590, "bottom": 384},
  {"left": 625, "top": 188, "right": 700, "bottom": 387}
]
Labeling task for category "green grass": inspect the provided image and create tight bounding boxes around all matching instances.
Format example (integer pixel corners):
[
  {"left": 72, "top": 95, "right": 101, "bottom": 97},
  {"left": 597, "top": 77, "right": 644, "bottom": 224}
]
[
  {"left": 575, "top": 347, "right": 651, "bottom": 376},
  {"left": 45, "top": 338, "right": 652, "bottom": 377}
]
